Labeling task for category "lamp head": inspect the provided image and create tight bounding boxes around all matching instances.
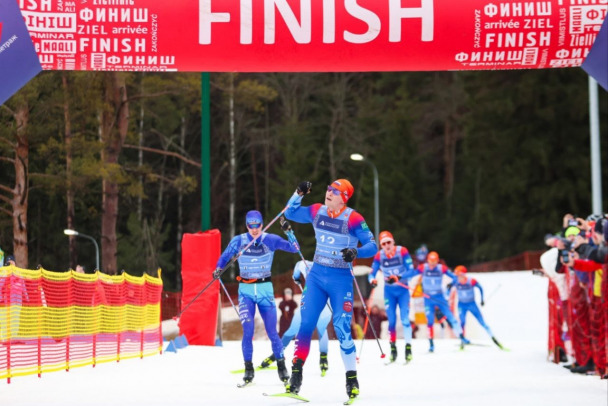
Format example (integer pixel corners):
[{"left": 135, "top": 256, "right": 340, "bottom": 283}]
[
  {"left": 350, "top": 153, "right": 364, "bottom": 161},
  {"left": 64, "top": 229, "right": 79, "bottom": 236}
]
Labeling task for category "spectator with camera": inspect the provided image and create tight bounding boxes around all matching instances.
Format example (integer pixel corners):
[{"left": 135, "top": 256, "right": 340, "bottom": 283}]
[
  {"left": 562, "top": 216, "right": 608, "bottom": 378},
  {"left": 543, "top": 214, "right": 593, "bottom": 374}
]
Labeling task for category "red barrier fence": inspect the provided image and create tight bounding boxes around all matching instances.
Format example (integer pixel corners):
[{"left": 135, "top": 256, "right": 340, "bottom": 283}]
[
  {"left": 469, "top": 250, "right": 543, "bottom": 273},
  {"left": 0, "top": 266, "right": 163, "bottom": 383}
]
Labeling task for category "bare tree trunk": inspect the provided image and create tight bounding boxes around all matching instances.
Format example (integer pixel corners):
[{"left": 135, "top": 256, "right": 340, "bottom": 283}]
[
  {"left": 12, "top": 104, "right": 29, "bottom": 268},
  {"left": 137, "top": 78, "right": 145, "bottom": 222},
  {"left": 100, "top": 72, "right": 129, "bottom": 275},
  {"left": 176, "top": 115, "right": 186, "bottom": 290},
  {"left": 327, "top": 73, "right": 349, "bottom": 181},
  {"left": 264, "top": 106, "right": 270, "bottom": 217},
  {"left": 251, "top": 145, "right": 259, "bottom": 210},
  {"left": 229, "top": 73, "right": 236, "bottom": 276},
  {"left": 443, "top": 119, "right": 456, "bottom": 215},
  {"left": 63, "top": 73, "right": 77, "bottom": 269}
]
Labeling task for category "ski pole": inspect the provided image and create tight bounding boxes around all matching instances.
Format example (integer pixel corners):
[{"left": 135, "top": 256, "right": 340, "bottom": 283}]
[
  {"left": 484, "top": 283, "right": 502, "bottom": 304},
  {"left": 281, "top": 217, "right": 310, "bottom": 294},
  {"left": 348, "top": 263, "right": 386, "bottom": 359},
  {"left": 175, "top": 198, "right": 296, "bottom": 320},
  {"left": 394, "top": 281, "right": 453, "bottom": 307},
  {"left": 282, "top": 219, "right": 310, "bottom": 271},
  {"left": 219, "top": 279, "right": 240, "bottom": 317}
]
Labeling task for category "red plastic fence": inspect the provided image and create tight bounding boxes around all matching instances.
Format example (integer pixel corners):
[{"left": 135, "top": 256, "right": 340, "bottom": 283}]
[{"left": 0, "top": 266, "right": 163, "bottom": 383}]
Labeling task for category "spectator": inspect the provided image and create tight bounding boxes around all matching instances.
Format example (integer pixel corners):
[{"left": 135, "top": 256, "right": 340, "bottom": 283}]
[
  {"left": 564, "top": 215, "right": 608, "bottom": 377},
  {"left": 365, "top": 305, "right": 387, "bottom": 340},
  {"left": 278, "top": 287, "right": 297, "bottom": 337}
]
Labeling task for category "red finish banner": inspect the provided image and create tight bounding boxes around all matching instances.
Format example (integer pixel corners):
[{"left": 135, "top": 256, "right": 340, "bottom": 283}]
[{"left": 20, "top": 0, "right": 607, "bottom": 72}]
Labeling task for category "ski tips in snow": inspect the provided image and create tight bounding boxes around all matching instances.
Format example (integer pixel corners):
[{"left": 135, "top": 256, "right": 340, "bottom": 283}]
[
  {"left": 230, "top": 365, "right": 277, "bottom": 374},
  {"left": 344, "top": 396, "right": 358, "bottom": 405},
  {"left": 263, "top": 392, "right": 310, "bottom": 402},
  {"left": 236, "top": 381, "right": 254, "bottom": 388}
]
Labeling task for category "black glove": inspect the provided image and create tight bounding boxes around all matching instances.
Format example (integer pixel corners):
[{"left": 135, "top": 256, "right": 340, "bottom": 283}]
[
  {"left": 297, "top": 181, "right": 312, "bottom": 196},
  {"left": 370, "top": 279, "right": 378, "bottom": 289},
  {"left": 387, "top": 275, "right": 399, "bottom": 285},
  {"left": 293, "top": 274, "right": 302, "bottom": 284},
  {"left": 446, "top": 283, "right": 453, "bottom": 291},
  {"left": 481, "top": 300, "right": 485, "bottom": 307},
  {"left": 280, "top": 216, "right": 292, "bottom": 232},
  {"left": 213, "top": 268, "right": 222, "bottom": 279},
  {"left": 341, "top": 248, "right": 357, "bottom": 262}
]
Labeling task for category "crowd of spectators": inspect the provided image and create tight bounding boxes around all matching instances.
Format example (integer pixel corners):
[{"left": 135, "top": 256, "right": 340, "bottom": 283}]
[{"left": 542, "top": 213, "right": 608, "bottom": 379}]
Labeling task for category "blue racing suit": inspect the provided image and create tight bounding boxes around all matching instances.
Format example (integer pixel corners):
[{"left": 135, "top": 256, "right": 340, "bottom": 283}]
[
  {"left": 282, "top": 260, "right": 332, "bottom": 353},
  {"left": 368, "top": 246, "right": 417, "bottom": 344},
  {"left": 415, "top": 263, "right": 462, "bottom": 338},
  {"left": 216, "top": 232, "right": 297, "bottom": 362},
  {"left": 451, "top": 277, "right": 493, "bottom": 337},
  {"left": 285, "top": 193, "right": 376, "bottom": 371}
]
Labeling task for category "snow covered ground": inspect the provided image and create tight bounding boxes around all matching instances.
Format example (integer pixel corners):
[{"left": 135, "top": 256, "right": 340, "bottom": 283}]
[{"left": 1, "top": 271, "right": 606, "bottom": 406}]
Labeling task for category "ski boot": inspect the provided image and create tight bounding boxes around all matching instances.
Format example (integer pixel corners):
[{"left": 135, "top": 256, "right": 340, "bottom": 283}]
[
  {"left": 243, "top": 361, "right": 254, "bottom": 384},
  {"left": 260, "top": 354, "right": 276, "bottom": 368},
  {"left": 492, "top": 336, "right": 504, "bottom": 350},
  {"left": 429, "top": 339, "right": 434, "bottom": 353},
  {"left": 277, "top": 358, "right": 289, "bottom": 383},
  {"left": 405, "top": 343, "right": 413, "bottom": 363},
  {"left": 319, "top": 352, "right": 328, "bottom": 376},
  {"left": 460, "top": 334, "right": 471, "bottom": 346},
  {"left": 287, "top": 358, "right": 304, "bottom": 394},
  {"left": 345, "top": 371, "right": 360, "bottom": 400},
  {"left": 389, "top": 342, "right": 397, "bottom": 362},
  {"left": 570, "top": 359, "right": 595, "bottom": 374}
]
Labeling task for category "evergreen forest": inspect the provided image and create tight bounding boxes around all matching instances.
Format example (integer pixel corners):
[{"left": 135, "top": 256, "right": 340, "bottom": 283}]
[{"left": 0, "top": 69, "right": 606, "bottom": 290}]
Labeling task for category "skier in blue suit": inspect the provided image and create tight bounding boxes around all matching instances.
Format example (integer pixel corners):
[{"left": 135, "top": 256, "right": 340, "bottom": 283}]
[
  {"left": 450, "top": 265, "right": 504, "bottom": 349},
  {"left": 259, "top": 260, "right": 332, "bottom": 376},
  {"left": 283, "top": 179, "right": 376, "bottom": 401},
  {"left": 414, "top": 251, "right": 469, "bottom": 351},
  {"left": 368, "top": 230, "right": 418, "bottom": 363},
  {"left": 214, "top": 210, "right": 298, "bottom": 386}
]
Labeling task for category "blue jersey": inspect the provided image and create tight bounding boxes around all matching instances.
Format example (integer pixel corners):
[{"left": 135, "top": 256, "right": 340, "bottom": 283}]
[
  {"left": 369, "top": 246, "right": 416, "bottom": 284},
  {"left": 416, "top": 263, "right": 457, "bottom": 296},
  {"left": 216, "top": 232, "right": 297, "bottom": 279},
  {"left": 285, "top": 194, "right": 377, "bottom": 266},
  {"left": 454, "top": 277, "right": 484, "bottom": 304}
]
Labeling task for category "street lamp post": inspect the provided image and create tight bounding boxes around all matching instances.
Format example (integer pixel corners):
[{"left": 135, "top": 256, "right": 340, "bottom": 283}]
[
  {"left": 350, "top": 153, "right": 380, "bottom": 247},
  {"left": 64, "top": 229, "right": 100, "bottom": 272}
]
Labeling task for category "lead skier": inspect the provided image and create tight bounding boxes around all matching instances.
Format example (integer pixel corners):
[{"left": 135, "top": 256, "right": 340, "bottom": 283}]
[{"left": 283, "top": 179, "right": 376, "bottom": 402}]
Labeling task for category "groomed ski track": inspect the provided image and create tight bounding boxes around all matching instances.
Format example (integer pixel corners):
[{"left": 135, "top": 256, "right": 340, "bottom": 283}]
[{"left": 1, "top": 272, "right": 606, "bottom": 406}]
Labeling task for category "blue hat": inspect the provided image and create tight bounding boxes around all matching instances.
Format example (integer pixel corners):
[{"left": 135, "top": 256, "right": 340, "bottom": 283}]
[{"left": 245, "top": 210, "right": 263, "bottom": 228}]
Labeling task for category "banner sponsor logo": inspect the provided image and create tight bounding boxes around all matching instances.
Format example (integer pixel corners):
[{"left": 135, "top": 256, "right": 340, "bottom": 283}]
[{"left": 15, "top": 0, "right": 608, "bottom": 74}]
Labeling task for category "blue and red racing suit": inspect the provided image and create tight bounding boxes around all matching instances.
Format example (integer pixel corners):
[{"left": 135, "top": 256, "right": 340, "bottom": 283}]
[
  {"left": 216, "top": 232, "right": 297, "bottom": 362},
  {"left": 451, "top": 277, "right": 493, "bottom": 337},
  {"left": 285, "top": 193, "right": 376, "bottom": 371},
  {"left": 368, "top": 246, "right": 417, "bottom": 344},
  {"left": 281, "top": 260, "right": 332, "bottom": 354},
  {"left": 414, "top": 263, "right": 462, "bottom": 338}
]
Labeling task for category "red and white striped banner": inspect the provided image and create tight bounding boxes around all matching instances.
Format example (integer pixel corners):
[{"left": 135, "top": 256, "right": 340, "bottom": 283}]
[{"left": 20, "top": 0, "right": 607, "bottom": 72}]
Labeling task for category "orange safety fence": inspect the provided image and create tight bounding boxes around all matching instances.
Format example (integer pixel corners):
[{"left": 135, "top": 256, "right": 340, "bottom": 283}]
[{"left": 0, "top": 265, "right": 163, "bottom": 383}]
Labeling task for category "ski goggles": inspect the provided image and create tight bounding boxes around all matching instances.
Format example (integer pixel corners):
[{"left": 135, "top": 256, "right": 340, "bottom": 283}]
[
  {"left": 327, "top": 185, "right": 342, "bottom": 196},
  {"left": 246, "top": 222, "right": 262, "bottom": 229}
]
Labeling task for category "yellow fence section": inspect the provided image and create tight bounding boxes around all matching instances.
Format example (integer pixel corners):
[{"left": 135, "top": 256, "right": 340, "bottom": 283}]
[{"left": 0, "top": 265, "right": 163, "bottom": 382}]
